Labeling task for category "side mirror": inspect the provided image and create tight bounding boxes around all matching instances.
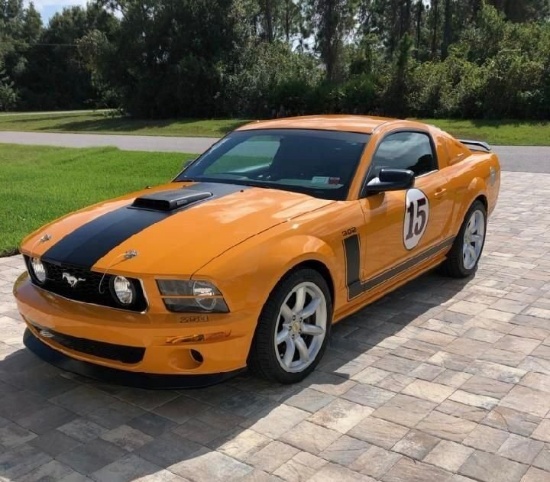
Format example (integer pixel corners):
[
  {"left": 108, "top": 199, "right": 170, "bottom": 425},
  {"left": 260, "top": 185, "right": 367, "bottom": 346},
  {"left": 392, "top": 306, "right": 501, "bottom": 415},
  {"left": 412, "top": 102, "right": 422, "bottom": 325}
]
[{"left": 365, "top": 168, "right": 415, "bottom": 194}]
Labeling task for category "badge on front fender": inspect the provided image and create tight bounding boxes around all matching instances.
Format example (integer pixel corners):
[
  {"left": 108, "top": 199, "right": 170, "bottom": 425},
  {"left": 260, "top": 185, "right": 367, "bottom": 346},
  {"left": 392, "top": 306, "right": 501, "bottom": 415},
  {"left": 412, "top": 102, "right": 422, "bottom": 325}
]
[{"left": 178, "top": 315, "right": 209, "bottom": 323}]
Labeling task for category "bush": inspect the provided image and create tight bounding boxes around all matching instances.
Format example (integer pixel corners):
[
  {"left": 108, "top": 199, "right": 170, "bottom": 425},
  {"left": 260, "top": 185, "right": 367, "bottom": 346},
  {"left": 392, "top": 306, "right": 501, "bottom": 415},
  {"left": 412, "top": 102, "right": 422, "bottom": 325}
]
[
  {"left": 222, "top": 41, "right": 321, "bottom": 117},
  {"left": 0, "top": 81, "right": 17, "bottom": 111},
  {"left": 406, "top": 5, "right": 550, "bottom": 120}
]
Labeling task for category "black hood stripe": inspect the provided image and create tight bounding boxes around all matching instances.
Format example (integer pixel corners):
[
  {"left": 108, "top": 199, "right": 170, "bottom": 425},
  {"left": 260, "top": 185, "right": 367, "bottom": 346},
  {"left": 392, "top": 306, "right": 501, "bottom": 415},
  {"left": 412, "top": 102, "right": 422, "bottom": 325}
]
[{"left": 42, "top": 183, "right": 247, "bottom": 268}]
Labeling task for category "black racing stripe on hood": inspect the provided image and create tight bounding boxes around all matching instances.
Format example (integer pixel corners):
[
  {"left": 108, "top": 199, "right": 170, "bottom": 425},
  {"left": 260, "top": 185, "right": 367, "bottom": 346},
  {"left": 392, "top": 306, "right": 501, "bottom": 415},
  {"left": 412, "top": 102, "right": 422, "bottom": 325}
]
[{"left": 42, "top": 183, "right": 247, "bottom": 268}]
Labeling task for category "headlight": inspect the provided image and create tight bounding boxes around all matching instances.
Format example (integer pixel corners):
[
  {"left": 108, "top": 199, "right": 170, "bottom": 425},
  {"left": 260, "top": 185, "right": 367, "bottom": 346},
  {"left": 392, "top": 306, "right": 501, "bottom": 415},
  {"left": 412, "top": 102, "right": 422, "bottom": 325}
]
[
  {"left": 156, "top": 279, "right": 229, "bottom": 313},
  {"left": 111, "top": 276, "right": 135, "bottom": 305},
  {"left": 30, "top": 258, "right": 47, "bottom": 284}
]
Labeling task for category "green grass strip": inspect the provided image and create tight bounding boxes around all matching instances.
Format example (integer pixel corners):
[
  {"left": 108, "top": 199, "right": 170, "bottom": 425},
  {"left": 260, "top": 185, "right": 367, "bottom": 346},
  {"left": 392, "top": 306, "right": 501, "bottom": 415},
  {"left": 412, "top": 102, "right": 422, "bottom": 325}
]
[
  {"left": 0, "top": 144, "right": 194, "bottom": 256},
  {"left": 1, "top": 111, "right": 549, "bottom": 145}
]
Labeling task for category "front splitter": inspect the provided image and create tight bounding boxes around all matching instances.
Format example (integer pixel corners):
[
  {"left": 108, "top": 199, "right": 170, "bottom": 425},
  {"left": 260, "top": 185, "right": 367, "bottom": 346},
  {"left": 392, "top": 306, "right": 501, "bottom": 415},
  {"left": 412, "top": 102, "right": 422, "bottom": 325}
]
[{"left": 23, "top": 328, "right": 243, "bottom": 389}]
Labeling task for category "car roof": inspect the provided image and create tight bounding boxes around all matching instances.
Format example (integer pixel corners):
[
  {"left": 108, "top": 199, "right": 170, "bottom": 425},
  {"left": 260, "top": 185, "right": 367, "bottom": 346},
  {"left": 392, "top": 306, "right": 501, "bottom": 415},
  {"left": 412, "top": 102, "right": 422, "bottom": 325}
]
[{"left": 236, "top": 115, "right": 399, "bottom": 135}]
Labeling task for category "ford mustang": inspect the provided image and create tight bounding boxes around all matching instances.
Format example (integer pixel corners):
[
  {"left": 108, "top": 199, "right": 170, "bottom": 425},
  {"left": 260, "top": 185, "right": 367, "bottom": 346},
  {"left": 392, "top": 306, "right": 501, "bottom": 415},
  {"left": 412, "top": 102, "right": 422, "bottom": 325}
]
[{"left": 13, "top": 115, "right": 500, "bottom": 387}]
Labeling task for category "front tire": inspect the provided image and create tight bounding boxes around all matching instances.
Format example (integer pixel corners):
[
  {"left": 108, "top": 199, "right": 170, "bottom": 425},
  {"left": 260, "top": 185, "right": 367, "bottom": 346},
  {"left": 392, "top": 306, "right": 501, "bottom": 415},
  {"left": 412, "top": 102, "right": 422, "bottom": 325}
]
[
  {"left": 441, "top": 200, "right": 487, "bottom": 278},
  {"left": 248, "top": 269, "right": 332, "bottom": 384}
]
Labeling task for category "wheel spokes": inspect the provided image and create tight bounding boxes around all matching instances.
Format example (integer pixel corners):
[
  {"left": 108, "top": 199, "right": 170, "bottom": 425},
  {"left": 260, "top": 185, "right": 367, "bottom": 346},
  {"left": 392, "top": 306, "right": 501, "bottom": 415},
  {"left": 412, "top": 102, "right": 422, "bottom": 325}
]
[
  {"left": 301, "top": 323, "right": 325, "bottom": 336},
  {"left": 298, "top": 297, "right": 321, "bottom": 319},
  {"left": 280, "top": 304, "right": 293, "bottom": 322},
  {"left": 463, "top": 209, "right": 486, "bottom": 270},
  {"left": 276, "top": 327, "right": 290, "bottom": 345},
  {"left": 274, "top": 281, "right": 328, "bottom": 374},
  {"left": 295, "top": 336, "right": 310, "bottom": 363},
  {"left": 472, "top": 215, "right": 478, "bottom": 232},
  {"left": 463, "top": 248, "right": 472, "bottom": 265},
  {"left": 294, "top": 286, "right": 306, "bottom": 313},
  {"left": 470, "top": 234, "right": 483, "bottom": 244},
  {"left": 282, "top": 338, "right": 296, "bottom": 368}
]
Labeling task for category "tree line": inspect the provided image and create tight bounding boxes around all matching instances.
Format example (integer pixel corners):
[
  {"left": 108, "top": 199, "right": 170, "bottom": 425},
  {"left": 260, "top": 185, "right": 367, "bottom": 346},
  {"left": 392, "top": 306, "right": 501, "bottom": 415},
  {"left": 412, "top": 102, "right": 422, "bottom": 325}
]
[{"left": 1, "top": 0, "right": 549, "bottom": 120}]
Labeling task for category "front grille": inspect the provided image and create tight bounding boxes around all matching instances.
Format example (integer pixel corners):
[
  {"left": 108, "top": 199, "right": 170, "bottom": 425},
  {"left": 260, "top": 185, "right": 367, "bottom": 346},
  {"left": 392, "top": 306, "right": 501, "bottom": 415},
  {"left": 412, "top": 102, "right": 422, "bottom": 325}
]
[
  {"left": 25, "top": 256, "right": 147, "bottom": 312},
  {"left": 33, "top": 324, "right": 145, "bottom": 364}
]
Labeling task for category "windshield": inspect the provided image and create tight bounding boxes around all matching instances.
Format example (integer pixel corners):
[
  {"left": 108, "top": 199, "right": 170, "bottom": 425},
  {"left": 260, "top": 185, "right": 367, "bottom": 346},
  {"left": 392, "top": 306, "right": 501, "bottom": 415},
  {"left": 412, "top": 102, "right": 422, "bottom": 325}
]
[{"left": 175, "top": 129, "right": 371, "bottom": 200}]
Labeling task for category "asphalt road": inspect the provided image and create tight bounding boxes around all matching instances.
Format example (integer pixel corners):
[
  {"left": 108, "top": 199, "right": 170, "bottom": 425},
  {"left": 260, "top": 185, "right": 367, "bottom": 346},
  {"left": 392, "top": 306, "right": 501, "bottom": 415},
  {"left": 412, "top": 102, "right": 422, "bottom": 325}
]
[
  {"left": 0, "top": 109, "right": 108, "bottom": 116},
  {"left": 0, "top": 131, "right": 548, "bottom": 173}
]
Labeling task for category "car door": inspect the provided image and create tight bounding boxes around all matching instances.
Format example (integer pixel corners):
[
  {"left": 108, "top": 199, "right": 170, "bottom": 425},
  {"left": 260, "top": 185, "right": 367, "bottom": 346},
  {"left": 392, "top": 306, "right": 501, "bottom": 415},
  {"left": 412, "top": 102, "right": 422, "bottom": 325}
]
[{"left": 356, "top": 130, "right": 453, "bottom": 289}]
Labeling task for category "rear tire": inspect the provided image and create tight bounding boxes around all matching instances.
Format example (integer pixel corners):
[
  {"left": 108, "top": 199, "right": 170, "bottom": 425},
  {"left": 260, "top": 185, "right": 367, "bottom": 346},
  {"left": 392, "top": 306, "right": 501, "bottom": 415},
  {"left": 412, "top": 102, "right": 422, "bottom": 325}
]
[
  {"left": 441, "top": 200, "right": 487, "bottom": 278},
  {"left": 248, "top": 269, "right": 332, "bottom": 384}
]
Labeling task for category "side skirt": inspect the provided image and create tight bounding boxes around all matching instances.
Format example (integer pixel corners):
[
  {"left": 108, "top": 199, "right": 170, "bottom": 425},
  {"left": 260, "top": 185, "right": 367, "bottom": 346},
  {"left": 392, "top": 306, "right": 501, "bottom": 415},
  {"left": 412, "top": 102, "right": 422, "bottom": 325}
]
[{"left": 334, "top": 238, "right": 454, "bottom": 323}]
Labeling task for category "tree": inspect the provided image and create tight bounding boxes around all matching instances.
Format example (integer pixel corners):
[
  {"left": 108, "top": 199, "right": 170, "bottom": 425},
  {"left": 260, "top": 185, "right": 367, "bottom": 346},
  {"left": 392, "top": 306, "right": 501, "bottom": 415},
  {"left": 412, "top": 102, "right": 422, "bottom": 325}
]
[
  {"left": 401, "top": 0, "right": 412, "bottom": 39},
  {"left": 431, "top": 0, "right": 440, "bottom": 59},
  {"left": 97, "top": 0, "right": 254, "bottom": 117},
  {"left": 414, "top": 0, "right": 424, "bottom": 56},
  {"left": 470, "top": 0, "right": 482, "bottom": 20},
  {"left": 308, "top": 0, "right": 357, "bottom": 82},
  {"left": 487, "top": 0, "right": 550, "bottom": 22},
  {"left": 19, "top": 4, "right": 117, "bottom": 110},
  {"left": 0, "top": 0, "right": 43, "bottom": 109},
  {"left": 442, "top": 0, "right": 452, "bottom": 59},
  {"left": 387, "top": 33, "right": 413, "bottom": 115},
  {"left": 0, "top": 63, "right": 17, "bottom": 110},
  {"left": 263, "top": 0, "right": 275, "bottom": 41},
  {"left": 22, "top": 2, "right": 41, "bottom": 43}
]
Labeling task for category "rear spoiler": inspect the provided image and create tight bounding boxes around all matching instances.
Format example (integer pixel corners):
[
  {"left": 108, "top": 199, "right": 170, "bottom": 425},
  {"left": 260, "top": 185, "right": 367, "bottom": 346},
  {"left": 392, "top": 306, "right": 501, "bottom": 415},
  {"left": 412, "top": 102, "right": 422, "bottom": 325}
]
[{"left": 460, "top": 139, "right": 492, "bottom": 152}]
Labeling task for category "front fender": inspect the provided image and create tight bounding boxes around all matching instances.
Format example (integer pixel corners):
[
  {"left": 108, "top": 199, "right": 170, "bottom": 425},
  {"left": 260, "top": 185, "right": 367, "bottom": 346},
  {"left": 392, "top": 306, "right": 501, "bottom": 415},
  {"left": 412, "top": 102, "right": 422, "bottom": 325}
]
[{"left": 194, "top": 232, "right": 341, "bottom": 317}]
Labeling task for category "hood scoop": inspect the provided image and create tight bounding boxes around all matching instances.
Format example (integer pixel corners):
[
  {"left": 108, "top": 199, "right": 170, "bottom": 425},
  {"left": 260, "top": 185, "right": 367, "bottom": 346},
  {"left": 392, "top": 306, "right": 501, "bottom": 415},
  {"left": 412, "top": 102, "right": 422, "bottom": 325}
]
[{"left": 132, "top": 189, "right": 212, "bottom": 212}]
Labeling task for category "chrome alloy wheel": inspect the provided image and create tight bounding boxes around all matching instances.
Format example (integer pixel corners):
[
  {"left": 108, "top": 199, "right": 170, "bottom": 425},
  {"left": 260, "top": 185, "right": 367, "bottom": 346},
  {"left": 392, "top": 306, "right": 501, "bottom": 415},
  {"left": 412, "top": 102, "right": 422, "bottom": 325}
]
[
  {"left": 463, "top": 209, "right": 486, "bottom": 270},
  {"left": 274, "top": 282, "right": 328, "bottom": 373}
]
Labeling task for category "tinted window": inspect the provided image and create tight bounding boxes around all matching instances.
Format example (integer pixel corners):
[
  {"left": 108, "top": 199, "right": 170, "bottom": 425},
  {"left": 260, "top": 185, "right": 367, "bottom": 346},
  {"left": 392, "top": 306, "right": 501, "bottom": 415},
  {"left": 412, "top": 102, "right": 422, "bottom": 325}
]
[
  {"left": 176, "top": 129, "right": 370, "bottom": 200},
  {"left": 204, "top": 136, "right": 280, "bottom": 174},
  {"left": 368, "top": 132, "right": 437, "bottom": 181}
]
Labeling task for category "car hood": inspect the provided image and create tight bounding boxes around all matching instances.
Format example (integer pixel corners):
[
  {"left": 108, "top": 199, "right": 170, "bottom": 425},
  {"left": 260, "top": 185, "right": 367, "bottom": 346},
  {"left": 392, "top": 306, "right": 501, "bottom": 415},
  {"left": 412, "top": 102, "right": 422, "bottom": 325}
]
[{"left": 23, "top": 182, "right": 334, "bottom": 276}]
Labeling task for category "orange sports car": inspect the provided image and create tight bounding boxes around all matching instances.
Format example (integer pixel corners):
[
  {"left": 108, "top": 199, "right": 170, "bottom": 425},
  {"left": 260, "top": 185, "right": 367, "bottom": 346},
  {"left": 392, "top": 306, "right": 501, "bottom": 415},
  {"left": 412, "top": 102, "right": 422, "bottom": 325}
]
[{"left": 13, "top": 115, "right": 500, "bottom": 387}]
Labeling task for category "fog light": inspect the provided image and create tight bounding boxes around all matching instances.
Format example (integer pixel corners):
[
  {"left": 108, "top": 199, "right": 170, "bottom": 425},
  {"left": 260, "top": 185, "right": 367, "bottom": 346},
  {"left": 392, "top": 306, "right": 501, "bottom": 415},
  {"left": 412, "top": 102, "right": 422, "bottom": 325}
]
[{"left": 190, "top": 350, "right": 203, "bottom": 363}]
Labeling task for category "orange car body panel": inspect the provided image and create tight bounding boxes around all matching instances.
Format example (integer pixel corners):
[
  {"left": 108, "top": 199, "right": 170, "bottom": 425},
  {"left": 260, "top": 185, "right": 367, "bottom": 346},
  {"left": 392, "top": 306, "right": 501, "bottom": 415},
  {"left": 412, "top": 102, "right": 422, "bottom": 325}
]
[{"left": 14, "top": 115, "right": 501, "bottom": 377}]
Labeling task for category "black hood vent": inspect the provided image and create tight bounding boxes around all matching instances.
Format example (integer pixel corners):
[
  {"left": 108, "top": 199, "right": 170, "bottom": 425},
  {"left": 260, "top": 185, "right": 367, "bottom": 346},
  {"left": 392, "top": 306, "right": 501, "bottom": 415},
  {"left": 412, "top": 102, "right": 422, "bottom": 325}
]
[{"left": 132, "top": 190, "right": 212, "bottom": 212}]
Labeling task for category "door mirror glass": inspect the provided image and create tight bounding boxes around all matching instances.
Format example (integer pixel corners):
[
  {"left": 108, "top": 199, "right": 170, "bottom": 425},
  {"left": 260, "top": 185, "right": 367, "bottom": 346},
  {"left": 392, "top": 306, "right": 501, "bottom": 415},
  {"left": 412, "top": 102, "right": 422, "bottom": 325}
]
[{"left": 365, "top": 168, "right": 415, "bottom": 194}]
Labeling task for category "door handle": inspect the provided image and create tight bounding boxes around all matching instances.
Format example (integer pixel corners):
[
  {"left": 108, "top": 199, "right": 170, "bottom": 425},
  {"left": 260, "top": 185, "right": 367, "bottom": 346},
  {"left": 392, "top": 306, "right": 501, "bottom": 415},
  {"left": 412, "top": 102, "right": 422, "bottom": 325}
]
[{"left": 434, "top": 188, "right": 447, "bottom": 199}]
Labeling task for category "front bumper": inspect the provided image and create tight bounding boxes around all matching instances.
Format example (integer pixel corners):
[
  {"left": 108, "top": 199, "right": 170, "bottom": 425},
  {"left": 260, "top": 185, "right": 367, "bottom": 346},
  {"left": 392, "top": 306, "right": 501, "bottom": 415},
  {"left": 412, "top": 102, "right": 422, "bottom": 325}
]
[
  {"left": 23, "top": 329, "right": 242, "bottom": 388},
  {"left": 13, "top": 273, "right": 255, "bottom": 387}
]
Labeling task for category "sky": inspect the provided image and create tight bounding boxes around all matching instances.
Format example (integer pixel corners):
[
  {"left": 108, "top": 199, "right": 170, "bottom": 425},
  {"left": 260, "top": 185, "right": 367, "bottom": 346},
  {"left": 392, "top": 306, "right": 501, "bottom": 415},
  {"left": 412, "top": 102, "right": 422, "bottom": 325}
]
[{"left": 25, "top": 0, "right": 88, "bottom": 25}]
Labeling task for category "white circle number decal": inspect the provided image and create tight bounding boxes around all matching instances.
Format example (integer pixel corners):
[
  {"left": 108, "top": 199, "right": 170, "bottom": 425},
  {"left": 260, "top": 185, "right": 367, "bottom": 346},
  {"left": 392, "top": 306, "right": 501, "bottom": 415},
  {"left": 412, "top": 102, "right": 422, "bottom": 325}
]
[{"left": 404, "top": 189, "right": 429, "bottom": 250}]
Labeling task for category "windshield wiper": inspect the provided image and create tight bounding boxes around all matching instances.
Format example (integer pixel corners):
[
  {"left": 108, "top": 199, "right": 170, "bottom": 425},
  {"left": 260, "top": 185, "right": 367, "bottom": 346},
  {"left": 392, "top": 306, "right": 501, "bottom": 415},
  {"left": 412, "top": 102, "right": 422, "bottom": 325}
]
[{"left": 174, "top": 176, "right": 204, "bottom": 182}]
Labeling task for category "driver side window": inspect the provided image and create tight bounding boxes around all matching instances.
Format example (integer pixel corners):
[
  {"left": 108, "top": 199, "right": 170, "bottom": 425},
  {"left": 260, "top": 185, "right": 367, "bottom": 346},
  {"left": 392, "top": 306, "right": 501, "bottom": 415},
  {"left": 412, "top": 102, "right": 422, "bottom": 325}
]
[{"left": 368, "top": 131, "right": 437, "bottom": 182}]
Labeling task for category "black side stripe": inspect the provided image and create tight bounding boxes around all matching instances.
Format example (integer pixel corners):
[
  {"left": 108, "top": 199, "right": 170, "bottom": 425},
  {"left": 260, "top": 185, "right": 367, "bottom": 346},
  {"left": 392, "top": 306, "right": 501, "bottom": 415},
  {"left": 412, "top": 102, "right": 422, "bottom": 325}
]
[
  {"left": 343, "top": 235, "right": 455, "bottom": 300},
  {"left": 42, "top": 183, "right": 246, "bottom": 269}
]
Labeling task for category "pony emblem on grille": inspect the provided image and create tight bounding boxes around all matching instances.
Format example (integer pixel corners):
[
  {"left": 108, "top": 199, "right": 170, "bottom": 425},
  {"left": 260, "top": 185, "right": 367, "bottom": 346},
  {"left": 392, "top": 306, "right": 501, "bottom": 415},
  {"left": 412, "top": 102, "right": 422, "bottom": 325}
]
[{"left": 62, "top": 272, "right": 86, "bottom": 288}]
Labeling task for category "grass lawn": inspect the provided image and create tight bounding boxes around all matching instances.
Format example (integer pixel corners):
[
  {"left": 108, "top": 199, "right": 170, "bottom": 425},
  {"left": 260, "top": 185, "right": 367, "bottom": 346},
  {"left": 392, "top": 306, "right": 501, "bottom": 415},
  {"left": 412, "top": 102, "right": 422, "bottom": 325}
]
[
  {"left": 0, "top": 111, "right": 549, "bottom": 145},
  {"left": 0, "top": 144, "right": 194, "bottom": 256},
  {"left": 0, "top": 111, "right": 248, "bottom": 138},
  {"left": 418, "top": 118, "right": 550, "bottom": 146}
]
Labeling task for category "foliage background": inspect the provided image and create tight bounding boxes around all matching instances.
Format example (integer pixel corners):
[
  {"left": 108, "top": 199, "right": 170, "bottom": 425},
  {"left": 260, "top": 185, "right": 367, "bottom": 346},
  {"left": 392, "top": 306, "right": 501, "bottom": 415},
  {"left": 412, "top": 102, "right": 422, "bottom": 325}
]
[{"left": 1, "top": 0, "right": 549, "bottom": 120}]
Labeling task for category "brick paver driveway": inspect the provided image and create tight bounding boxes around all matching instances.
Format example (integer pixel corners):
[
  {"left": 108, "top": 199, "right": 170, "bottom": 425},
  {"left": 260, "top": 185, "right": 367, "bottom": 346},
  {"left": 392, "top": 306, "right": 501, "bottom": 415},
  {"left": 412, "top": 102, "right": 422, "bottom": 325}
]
[{"left": 1, "top": 172, "right": 549, "bottom": 482}]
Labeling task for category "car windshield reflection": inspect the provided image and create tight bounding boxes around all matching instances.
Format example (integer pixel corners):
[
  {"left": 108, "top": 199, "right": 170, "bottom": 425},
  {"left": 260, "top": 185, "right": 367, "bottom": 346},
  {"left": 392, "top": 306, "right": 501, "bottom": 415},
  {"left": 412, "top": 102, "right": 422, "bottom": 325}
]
[{"left": 176, "top": 129, "right": 371, "bottom": 200}]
